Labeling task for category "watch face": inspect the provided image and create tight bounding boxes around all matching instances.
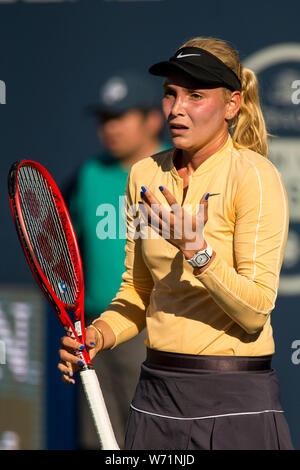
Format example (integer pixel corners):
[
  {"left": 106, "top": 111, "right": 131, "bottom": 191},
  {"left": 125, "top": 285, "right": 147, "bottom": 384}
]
[{"left": 195, "top": 253, "right": 209, "bottom": 265}]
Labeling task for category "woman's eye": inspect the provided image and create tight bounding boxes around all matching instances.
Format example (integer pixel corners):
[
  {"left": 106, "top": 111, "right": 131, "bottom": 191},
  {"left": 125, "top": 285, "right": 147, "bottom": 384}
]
[{"left": 190, "top": 93, "right": 202, "bottom": 100}]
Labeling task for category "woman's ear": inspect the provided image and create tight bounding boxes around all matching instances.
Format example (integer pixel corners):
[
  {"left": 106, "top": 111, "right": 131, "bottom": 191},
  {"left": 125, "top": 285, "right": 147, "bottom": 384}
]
[{"left": 225, "top": 90, "right": 241, "bottom": 120}]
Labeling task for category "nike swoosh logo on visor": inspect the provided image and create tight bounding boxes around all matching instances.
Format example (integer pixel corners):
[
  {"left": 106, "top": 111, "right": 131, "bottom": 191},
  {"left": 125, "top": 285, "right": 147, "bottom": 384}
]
[{"left": 176, "top": 52, "right": 202, "bottom": 58}]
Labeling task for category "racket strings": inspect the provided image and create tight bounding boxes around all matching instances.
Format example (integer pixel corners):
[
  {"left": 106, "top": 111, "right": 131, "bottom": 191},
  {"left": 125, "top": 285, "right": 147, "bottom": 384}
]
[
  {"left": 18, "top": 165, "right": 79, "bottom": 305},
  {"left": 21, "top": 166, "right": 77, "bottom": 304},
  {"left": 32, "top": 168, "right": 75, "bottom": 290},
  {"left": 33, "top": 166, "right": 79, "bottom": 302},
  {"left": 18, "top": 166, "right": 67, "bottom": 298},
  {"left": 35, "top": 170, "right": 74, "bottom": 286}
]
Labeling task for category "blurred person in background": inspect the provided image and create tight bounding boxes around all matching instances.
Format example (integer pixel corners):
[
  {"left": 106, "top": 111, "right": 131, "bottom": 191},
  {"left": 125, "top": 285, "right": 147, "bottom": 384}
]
[{"left": 66, "top": 70, "right": 168, "bottom": 449}]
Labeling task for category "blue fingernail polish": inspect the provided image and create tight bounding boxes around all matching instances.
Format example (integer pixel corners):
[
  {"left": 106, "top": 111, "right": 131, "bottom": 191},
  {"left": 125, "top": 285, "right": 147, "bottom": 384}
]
[
  {"left": 205, "top": 193, "right": 210, "bottom": 200},
  {"left": 140, "top": 191, "right": 145, "bottom": 198},
  {"left": 79, "top": 345, "right": 85, "bottom": 350},
  {"left": 90, "top": 342, "right": 96, "bottom": 346},
  {"left": 159, "top": 186, "right": 164, "bottom": 191},
  {"left": 67, "top": 371, "right": 71, "bottom": 376},
  {"left": 77, "top": 360, "right": 84, "bottom": 365},
  {"left": 141, "top": 186, "right": 147, "bottom": 193}
]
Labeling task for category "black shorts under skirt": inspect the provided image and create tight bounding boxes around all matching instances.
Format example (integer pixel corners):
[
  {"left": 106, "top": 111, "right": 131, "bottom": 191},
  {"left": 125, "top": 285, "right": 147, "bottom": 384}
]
[{"left": 125, "top": 350, "right": 294, "bottom": 450}]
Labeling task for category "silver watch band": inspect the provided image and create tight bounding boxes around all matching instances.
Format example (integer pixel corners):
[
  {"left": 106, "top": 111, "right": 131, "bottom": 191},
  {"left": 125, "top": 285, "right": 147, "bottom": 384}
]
[{"left": 186, "top": 244, "right": 213, "bottom": 268}]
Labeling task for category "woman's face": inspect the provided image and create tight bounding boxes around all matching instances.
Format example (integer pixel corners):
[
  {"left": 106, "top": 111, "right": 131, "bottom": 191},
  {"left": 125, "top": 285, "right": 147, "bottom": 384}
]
[{"left": 162, "top": 71, "right": 238, "bottom": 153}]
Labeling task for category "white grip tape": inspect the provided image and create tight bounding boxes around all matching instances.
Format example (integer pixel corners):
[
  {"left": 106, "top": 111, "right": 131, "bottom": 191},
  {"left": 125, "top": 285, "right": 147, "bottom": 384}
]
[{"left": 80, "top": 368, "right": 119, "bottom": 450}]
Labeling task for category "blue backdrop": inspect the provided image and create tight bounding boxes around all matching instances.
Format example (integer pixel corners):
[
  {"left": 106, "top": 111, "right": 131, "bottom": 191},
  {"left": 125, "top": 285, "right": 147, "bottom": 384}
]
[{"left": 0, "top": 0, "right": 299, "bottom": 449}]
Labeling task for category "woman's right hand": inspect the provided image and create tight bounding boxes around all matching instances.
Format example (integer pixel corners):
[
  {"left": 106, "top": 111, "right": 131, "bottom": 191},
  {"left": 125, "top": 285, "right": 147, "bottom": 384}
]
[
  {"left": 57, "top": 325, "right": 102, "bottom": 385},
  {"left": 57, "top": 320, "right": 116, "bottom": 384}
]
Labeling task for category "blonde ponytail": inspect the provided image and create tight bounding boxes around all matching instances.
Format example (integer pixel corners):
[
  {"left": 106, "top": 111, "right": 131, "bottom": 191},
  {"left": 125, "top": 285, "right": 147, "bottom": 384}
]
[
  {"left": 231, "top": 67, "right": 269, "bottom": 157},
  {"left": 180, "top": 37, "right": 269, "bottom": 157}
]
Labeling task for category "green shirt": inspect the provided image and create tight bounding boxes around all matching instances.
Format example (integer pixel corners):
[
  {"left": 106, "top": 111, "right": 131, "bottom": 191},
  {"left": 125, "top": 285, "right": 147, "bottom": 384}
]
[{"left": 70, "top": 147, "right": 168, "bottom": 318}]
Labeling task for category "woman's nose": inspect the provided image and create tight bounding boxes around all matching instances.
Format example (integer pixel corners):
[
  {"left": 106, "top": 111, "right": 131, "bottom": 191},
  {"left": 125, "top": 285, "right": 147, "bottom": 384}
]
[{"left": 171, "top": 95, "right": 185, "bottom": 116}]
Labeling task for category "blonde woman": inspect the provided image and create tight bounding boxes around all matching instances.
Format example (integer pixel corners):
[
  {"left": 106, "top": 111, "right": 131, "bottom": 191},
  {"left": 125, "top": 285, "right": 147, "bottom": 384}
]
[{"left": 58, "top": 37, "right": 293, "bottom": 450}]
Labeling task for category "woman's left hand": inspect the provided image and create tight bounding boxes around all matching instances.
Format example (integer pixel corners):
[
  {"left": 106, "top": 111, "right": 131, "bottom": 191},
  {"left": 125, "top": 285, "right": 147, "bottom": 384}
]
[{"left": 138, "top": 186, "right": 209, "bottom": 259}]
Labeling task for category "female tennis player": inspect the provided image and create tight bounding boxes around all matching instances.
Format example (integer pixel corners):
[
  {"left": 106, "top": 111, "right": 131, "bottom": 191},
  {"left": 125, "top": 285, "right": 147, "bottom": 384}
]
[{"left": 58, "top": 37, "right": 294, "bottom": 450}]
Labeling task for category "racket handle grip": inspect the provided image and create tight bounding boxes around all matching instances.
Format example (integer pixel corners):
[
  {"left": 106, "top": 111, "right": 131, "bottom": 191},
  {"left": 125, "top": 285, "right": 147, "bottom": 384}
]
[{"left": 80, "top": 368, "right": 120, "bottom": 450}]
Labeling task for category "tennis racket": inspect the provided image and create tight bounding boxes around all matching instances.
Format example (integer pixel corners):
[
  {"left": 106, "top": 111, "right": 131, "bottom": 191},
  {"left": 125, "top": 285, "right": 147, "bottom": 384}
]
[{"left": 8, "top": 160, "right": 119, "bottom": 450}]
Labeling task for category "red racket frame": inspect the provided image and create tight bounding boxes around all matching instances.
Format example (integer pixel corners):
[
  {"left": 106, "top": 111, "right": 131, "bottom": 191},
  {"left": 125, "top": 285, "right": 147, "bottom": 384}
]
[{"left": 8, "top": 160, "right": 91, "bottom": 366}]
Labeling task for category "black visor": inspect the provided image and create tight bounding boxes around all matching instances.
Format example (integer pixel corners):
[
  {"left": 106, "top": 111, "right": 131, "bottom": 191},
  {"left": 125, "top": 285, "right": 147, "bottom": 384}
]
[{"left": 149, "top": 46, "right": 241, "bottom": 92}]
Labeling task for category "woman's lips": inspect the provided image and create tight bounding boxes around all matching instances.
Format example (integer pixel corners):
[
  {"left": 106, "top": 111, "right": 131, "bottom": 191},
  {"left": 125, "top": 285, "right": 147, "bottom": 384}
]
[{"left": 169, "top": 123, "right": 189, "bottom": 134}]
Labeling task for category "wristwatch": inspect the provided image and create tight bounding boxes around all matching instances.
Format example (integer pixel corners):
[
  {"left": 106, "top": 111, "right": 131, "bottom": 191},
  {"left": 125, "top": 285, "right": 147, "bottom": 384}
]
[{"left": 186, "top": 244, "right": 213, "bottom": 268}]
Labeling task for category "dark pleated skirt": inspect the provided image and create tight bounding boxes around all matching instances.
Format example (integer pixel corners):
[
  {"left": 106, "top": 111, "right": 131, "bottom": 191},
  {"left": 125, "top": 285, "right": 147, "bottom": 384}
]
[{"left": 125, "top": 350, "right": 294, "bottom": 450}]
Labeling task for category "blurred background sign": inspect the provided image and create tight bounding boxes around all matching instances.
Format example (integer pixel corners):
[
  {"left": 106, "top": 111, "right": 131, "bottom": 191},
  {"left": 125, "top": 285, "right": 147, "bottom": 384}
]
[{"left": 0, "top": 286, "right": 45, "bottom": 450}]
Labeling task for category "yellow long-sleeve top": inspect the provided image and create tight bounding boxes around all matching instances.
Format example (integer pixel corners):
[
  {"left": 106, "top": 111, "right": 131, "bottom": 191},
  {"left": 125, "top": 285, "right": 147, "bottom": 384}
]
[{"left": 99, "top": 134, "right": 289, "bottom": 356}]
